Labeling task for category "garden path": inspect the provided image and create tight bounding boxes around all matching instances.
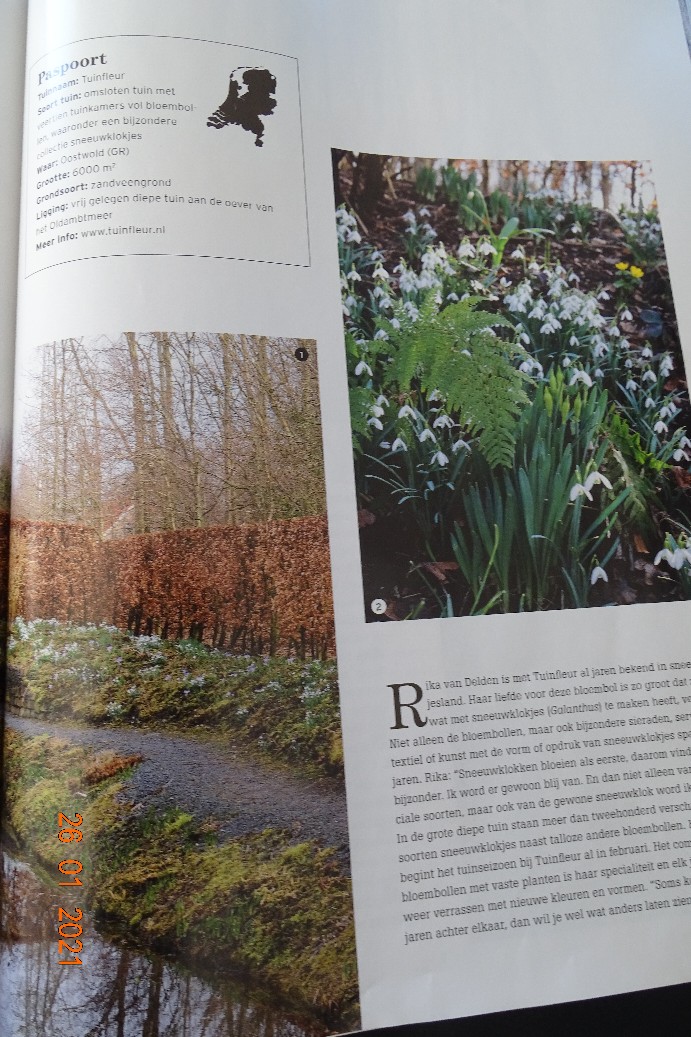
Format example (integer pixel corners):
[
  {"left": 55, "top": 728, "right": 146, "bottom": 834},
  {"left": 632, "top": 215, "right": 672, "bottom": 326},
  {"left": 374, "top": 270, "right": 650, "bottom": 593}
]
[{"left": 6, "top": 714, "right": 350, "bottom": 866}]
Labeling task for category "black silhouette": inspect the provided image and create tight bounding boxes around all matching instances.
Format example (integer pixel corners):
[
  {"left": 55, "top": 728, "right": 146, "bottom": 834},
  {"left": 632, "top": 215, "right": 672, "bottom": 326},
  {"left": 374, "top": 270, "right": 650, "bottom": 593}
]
[{"left": 207, "top": 67, "right": 277, "bottom": 147}]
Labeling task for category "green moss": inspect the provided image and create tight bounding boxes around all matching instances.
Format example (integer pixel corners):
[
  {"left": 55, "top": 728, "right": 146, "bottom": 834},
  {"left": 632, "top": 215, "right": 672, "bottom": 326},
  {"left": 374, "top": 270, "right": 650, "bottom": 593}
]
[{"left": 3, "top": 730, "right": 358, "bottom": 1028}]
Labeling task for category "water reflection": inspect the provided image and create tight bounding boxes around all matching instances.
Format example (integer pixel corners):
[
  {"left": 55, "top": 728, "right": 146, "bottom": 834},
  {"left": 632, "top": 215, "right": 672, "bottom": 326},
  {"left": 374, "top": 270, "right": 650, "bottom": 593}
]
[{"left": 0, "top": 848, "right": 326, "bottom": 1037}]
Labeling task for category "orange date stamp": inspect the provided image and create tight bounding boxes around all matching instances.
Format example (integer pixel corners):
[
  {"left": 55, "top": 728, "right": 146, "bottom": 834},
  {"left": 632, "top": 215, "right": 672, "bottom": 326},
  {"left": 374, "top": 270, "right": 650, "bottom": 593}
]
[{"left": 56, "top": 811, "right": 84, "bottom": 965}]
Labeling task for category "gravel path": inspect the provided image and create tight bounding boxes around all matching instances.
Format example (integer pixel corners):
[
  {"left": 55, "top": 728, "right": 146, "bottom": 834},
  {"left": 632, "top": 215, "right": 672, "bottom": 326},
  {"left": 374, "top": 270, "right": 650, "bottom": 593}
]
[{"left": 6, "top": 715, "right": 350, "bottom": 866}]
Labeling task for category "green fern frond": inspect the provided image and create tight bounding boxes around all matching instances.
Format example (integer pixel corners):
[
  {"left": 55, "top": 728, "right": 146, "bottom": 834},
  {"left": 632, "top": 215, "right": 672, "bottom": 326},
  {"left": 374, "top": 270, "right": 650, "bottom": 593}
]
[{"left": 383, "top": 297, "right": 530, "bottom": 467}]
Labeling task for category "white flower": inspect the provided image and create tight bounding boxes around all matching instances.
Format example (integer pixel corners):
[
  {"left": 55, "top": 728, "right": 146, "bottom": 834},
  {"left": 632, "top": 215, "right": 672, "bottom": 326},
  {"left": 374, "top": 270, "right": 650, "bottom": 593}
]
[
  {"left": 654, "top": 547, "right": 691, "bottom": 570},
  {"left": 433, "top": 414, "right": 454, "bottom": 429},
  {"left": 367, "top": 417, "right": 383, "bottom": 430},
  {"left": 642, "top": 369, "right": 657, "bottom": 383},
  {"left": 569, "top": 335, "right": 579, "bottom": 348},
  {"left": 654, "top": 421, "right": 668, "bottom": 435},
  {"left": 641, "top": 345, "right": 653, "bottom": 359},
  {"left": 446, "top": 292, "right": 459, "bottom": 303},
  {"left": 354, "top": 360, "right": 372, "bottom": 378},
  {"left": 478, "top": 240, "right": 498, "bottom": 256},
  {"left": 391, "top": 438, "right": 407, "bottom": 453},
  {"left": 346, "top": 268, "right": 361, "bottom": 282},
  {"left": 375, "top": 395, "right": 388, "bottom": 408},
  {"left": 673, "top": 448, "right": 690, "bottom": 462},
  {"left": 590, "top": 566, "right": 608, "bottom": 585},
  {"left": 431, "top": 451, "right": 449, "bottom": 467},
  {"left": 584, "top": 471, "right": 613, "bottom": 494},
  {"left": 373, "top": 265, "right": 390, "bottom": 280},
  {"left": 570, "top": 482, "right": 593, "bottom": 502},
  {"left": 645, "top": 397, "right": 656, "bottom": 409},
  {"left": 457, "top": 240, "right": 476, "bottom": 259},
  {"left": 418, "top": 428, "right": 436, "bottom": 443},
  {"left": 398, "top": 405, "right": 416, "bottom": 420},
  {"left": 569, "top": 370, "right": 593, "bottom": 388},
  {"left": 373, "top": 329, "right": 389, "bottom": 341},
  {"left": 389, "top": 318, "right": 401, "bottom": 330},
  {"left": 659, "top": 354, "right": 674, "bottom": 377},
  {"left": 597, "top": 289, "right": 610, "bottom": 301},
  {"left": 621, "top": 309, "right": 633, "bottom": 321},
  {"left": 680, "top": 436, "right": 691, "bottom": 450},
  {"left": 428, "top": 389, "right": 443, "bottom": 402},
  {"left": 370, "top": 405, "right": 385, "bottom": 418},
  {"left": 452, "top": 438, "right": 471, "bottom": 453},
  {"left": 510, "top": 246, "right": 525, "bottom": 260},
  {"left": 625, "top": 379, "right": 638, "bottom": 392}
]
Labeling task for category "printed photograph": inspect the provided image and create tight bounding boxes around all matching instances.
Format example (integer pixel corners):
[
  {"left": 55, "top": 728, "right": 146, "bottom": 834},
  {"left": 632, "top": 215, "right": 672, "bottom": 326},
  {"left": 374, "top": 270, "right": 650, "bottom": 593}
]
[
  {"left": 1, "top": 332, "right": 358, "bottom": 1036},
  {"left": 334, "top": 153, "right": 691, "bottom": 621}
]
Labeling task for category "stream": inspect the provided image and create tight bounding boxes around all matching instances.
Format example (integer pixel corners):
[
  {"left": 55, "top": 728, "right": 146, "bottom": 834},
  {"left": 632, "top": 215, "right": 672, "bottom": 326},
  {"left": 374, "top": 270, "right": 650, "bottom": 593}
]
[{"left": 0, "top": 843, "right": 327, "bottom": 1037}]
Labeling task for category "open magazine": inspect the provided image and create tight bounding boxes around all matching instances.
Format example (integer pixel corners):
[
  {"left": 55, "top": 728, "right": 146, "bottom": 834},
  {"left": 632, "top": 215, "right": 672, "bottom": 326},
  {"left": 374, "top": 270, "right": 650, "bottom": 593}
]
[{"left": 2, "top": 1, "right": 691, "bottom": 1035}]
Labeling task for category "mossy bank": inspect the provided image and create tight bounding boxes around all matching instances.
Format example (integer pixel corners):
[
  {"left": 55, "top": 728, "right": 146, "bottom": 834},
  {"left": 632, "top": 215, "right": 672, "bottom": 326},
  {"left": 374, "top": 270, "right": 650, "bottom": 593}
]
[{"left": 3, "top": 729, "right": 359, "bottom": 1031}]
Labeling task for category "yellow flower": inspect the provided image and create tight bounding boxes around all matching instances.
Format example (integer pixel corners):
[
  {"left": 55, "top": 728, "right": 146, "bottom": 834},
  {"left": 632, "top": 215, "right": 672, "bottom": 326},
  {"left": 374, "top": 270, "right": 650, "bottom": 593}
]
[
  {"left": 615, "top": 261, "right": 629, "bottom": 271},
  {"left": 630, "top": 266, "right": 644, "bottom": 279}
]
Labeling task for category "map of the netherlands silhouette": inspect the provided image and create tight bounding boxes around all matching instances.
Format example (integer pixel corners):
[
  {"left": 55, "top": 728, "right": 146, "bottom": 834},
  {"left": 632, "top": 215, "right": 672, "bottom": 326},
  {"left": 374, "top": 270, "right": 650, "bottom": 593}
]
[{"left": 206, "top": 66, "right": 277, "bottom": 147}]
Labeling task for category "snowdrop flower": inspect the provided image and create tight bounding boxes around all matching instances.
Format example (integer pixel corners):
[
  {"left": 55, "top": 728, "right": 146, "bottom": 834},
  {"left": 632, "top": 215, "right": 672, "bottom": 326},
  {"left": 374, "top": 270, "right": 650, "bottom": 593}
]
[
  {"left": 584, "top": 471, "right": 613, "bottom": 493},
  {"left": 659, "top": 355, "right": 674, "bottom": 377},
  {"left": 433, "top": 414, "right": 455, "bottom": 429},
  {"left": 625, "top": 358, "right": 633, "bottom": 368},
  {"left": 654, "top": 420, "right": 668, "bottom": 435},
  {"left": 644, "top": 397, "right": 656, "bottom": 409},
  {"left": 570, "top": 482, "right": 593, "bottom": 502},
  {"left": 478, "top": 240, "right": 497, "bottom": 256},
  {"left": 625, "top": 379, "right": 638, "bottom": 392},
  {"left": 595, "top": 369, "right": 604, "bottom": 379},
  {"left": 367, "top": 417, "right": 383, "bottom": 431},
  {"left": 641, "top": 345, "right": 653, "bottom": 359},
  {"left": 590, "top": 566, "right": 608, "bottom": 585},
  {"left": 655, "top": 547, "right": 691, "bottom": 570},
  {"left": 461, "top": 349, "right": 472, "bottom": 358},
  {"left": 418, "top": 428, "right": 436, "bottom": 443},
  {"left": 510, "top": 246, "right": 525, "bottom": 260},
  {"left": 375, "top": 395, "right": 388, "bottom": 408},
  {"left": 446, "top": 292, "right": 460, "bottom": 303},
  {"left": 673, "top": 447, "right": 690, "bottom": 462},
  {"left": 569, "top": 335, "right": 579, "bottom": 348},
  {"left": 419, "top": 206, "right": 431, "bottom": 217},
  {"left": 389, "top": 318, "right": 401, "bottom": 330},
  {"left": 398, "top": 404, "right": 416, "bottom": 420},
  {"left": 499, "top": 277, "right": 512, "bottom": 289},
  {"left": 520, "top": 333, "right": 531, "bottom": 346},
  {"left": 570, "top": 471, "right": 612, "bottom": 502},
  {"left": 391, "top": 438, "right": 407, "bottom": 453},
  {"left": 659, "top": 405, "right": 675, "bottom": 420},
  {"left": 452, "top": 438, "right": 471, "bottom": 453},
  {"left": 562, "top": 357, "right": 572, "bottom": 368},
  {"left": 373, "top": 329, "right": 389, "bottom": 341},
  {"left": 621, "top": 309, "right": 633, "bottom": 322},
  {"left": 457, "top": 240, "right": 476, "bottom": 259},
  {"left": 528, "top": 261, "right": 541, "bottom": 274},
  {"left": 597, "top": 289, "right": 610, "bottom": 301},
  {"left": 354, "top": 360, "right": 372, "bottom": 378},
  {"left": 641, "top": 369, "right": 657, "bottom": 383},
  {"left": 402, "top": 210, "right": 416, "bottom": 225},
  {"left": 370, "top": 405, "right": 385, "bottom": 418},
  {"left": 346, "top": 268, "right": 361, "bottom": 282},
  {"left": 431, "top": 451, "right": 449, "bottom": 466},
  {"left": 569, "top": 370, "right": 593, "bottom": 388},
  {"left": 428, "top": 389, "right": 443, "bottom": 402},
  {"left": 680, "top": 436, "right": 691, "bottom": 450},
  {"left": 373, "top": 265, "right": 390, "bottom": 280}
]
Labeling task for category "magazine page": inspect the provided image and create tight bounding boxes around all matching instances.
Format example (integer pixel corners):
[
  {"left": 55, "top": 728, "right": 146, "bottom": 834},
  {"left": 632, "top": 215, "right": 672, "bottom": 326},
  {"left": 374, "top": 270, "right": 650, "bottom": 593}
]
[
  {"left": 2, "top": 1, "right": 691, "bottom": 1036},
  {"left": 0, "top": 0, "right": 28, "bottom": 675}
]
